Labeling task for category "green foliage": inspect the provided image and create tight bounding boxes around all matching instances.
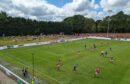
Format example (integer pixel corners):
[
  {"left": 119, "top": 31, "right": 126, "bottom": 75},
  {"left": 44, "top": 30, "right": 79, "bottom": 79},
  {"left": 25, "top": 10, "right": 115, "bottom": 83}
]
[
  {"left": 63, "top": 15, "right": 86, "bottom": 33},
  {"left": 97, "top": 11, "right": 130, "bottom": 33},
  {"left": 63, "top": 15, "right": 97, "bottom": 33},
  {"left": 0, "top": 11, "right": 7, "bottom": 19},
  {"left": 84, "top": 18, "right": 96, "bottom": 33},
  {"left": 0, "top": 11, "right": 130, "bottom": 36}
]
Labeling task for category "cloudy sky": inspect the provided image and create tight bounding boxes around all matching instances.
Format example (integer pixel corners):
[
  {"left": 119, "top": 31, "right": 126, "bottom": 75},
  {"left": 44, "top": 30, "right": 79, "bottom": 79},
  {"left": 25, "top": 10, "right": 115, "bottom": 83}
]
[{"left": 0, "top": 0, "right": 130, "bottom": 21}]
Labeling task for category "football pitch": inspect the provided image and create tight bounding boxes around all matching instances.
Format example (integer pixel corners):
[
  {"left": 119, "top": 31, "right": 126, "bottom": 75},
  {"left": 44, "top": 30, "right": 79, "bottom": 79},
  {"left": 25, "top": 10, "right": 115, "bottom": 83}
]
[{"left": 0, "top": 39, "right": 130, "bottom": 84}]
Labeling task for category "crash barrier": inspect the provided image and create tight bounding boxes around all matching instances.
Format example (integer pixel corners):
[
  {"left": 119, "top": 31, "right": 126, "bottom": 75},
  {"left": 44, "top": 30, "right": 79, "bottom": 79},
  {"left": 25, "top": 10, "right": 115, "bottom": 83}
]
[
  {"left": 0, "top": 37, "right": 129, "bottom": 51},
  {"left": 0, "top": 37, "right": 87, "bottom": 50}
]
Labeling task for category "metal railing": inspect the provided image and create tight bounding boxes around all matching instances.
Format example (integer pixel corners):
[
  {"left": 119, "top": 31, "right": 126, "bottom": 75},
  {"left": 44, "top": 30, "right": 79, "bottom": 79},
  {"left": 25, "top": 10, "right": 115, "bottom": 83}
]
[{"left": 0, "top": 64, "right": 29, "bottom": 84}]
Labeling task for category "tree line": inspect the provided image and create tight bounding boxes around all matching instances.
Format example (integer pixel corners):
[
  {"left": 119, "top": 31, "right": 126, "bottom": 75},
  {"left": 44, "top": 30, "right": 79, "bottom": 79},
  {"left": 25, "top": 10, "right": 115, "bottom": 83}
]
[{"left": 0, "top": 11, "right": 130, "bottom": 36}]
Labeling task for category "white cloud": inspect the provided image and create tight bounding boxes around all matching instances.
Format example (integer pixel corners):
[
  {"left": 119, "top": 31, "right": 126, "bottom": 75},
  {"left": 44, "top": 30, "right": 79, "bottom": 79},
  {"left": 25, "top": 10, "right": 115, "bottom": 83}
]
[
  {"left": 63, "top": 0, "right": 99, "bottom": 12},
  {"left": 61, "top": 0, "right": 100, "bottom": 20},
  {"left": 0, "top": 0, "right": 130, "bottom": 21},
  {"left": 100, "top": 0, "right": 130, "bottom": 14}
]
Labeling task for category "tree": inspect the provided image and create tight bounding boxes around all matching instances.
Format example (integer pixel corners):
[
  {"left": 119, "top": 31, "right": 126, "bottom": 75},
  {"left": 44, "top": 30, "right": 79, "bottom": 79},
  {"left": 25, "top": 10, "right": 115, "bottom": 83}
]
[
  {"left": 63, "top": 15, "right": 86, "bottom": 33},
  {"left": 0, "top": 11, "right": 130, "bottom": 36}
]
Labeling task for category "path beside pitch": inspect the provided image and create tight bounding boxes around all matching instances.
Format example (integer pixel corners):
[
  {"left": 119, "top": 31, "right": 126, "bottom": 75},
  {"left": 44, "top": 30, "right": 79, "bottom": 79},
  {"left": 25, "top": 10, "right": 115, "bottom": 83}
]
[{"left": 0, "top": 70, "right": 17, "bottom": 84}]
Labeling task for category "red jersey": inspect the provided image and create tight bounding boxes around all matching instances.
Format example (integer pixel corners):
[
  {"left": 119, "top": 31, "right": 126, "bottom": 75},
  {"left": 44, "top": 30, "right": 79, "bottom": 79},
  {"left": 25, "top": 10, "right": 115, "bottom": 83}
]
[{"left": 96, "top": 68, "right": 101, "bottom": 73}]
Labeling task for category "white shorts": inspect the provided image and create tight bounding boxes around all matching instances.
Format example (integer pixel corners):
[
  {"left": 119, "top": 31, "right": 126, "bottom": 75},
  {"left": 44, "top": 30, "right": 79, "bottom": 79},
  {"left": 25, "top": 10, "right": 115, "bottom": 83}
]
[{"left": 95, "top": 72, "right": 99, "bottom": 75}]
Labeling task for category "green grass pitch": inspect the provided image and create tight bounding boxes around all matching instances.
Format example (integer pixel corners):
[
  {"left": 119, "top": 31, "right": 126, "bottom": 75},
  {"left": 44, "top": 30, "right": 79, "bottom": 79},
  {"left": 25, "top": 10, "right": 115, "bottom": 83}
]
[{"left": 0, "top": 39, "right": 130, "bottom": 84}]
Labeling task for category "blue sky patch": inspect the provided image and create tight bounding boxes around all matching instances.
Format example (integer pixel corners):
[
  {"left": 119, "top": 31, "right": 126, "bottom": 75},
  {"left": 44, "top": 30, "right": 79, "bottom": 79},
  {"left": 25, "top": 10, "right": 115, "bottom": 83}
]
[{"left": 47, "top": 0, "right": 72, "bottom": 7}]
